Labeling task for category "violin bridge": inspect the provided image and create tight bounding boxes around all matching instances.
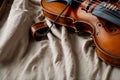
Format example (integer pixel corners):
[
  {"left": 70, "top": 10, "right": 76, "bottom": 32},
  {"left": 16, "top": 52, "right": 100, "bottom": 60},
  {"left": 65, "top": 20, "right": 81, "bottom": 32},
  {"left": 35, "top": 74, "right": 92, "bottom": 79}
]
[{"left": 103, "top": 3, "right": 119, "bottom": 11}]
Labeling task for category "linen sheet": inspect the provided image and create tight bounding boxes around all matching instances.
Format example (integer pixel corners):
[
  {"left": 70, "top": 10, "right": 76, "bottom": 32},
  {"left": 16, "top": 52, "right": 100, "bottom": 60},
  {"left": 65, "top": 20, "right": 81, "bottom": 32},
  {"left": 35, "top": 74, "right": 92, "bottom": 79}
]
[{"left": 0, "top": 0, "right": 120, "bottom": 80}]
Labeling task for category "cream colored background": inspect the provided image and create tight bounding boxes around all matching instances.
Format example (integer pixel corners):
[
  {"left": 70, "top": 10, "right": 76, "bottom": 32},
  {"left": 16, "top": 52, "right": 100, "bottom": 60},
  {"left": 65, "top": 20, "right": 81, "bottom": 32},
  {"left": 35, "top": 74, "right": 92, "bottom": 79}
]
[{"left": 0, "top": 0, "right": 120, "bottom": 80}]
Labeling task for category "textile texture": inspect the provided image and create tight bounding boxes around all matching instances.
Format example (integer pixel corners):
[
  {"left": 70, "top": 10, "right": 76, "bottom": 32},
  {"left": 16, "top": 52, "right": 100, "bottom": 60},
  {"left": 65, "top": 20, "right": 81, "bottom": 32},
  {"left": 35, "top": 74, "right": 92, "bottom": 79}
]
[{"left": 0, "top": 0, "right": 120, "bottom": 80}]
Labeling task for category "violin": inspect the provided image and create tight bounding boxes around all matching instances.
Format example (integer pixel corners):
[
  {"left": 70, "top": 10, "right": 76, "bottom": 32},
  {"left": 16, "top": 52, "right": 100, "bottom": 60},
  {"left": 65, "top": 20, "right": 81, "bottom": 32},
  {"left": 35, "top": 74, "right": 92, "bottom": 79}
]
[{"left": 31, "top": 0, "right": 120, "bottom": 67}]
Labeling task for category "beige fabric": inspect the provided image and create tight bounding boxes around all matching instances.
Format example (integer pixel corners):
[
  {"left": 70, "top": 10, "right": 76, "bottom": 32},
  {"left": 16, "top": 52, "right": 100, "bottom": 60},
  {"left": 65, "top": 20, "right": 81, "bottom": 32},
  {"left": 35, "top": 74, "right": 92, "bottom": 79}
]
[{"left": 0, "top": 0, "right": 120, "bottom": 80}]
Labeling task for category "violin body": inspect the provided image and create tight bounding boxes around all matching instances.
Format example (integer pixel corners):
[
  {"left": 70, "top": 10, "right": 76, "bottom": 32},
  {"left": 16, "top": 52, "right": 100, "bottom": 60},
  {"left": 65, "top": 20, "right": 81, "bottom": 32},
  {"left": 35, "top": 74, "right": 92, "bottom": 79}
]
[{"left": 39, "top": 0, "right": 120, "bottom": 67}]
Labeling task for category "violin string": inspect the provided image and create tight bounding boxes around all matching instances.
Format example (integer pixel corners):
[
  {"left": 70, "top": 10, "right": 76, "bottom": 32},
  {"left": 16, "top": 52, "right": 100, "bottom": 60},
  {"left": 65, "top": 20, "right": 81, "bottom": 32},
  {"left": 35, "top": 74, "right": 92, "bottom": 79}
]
[
  {"left": 74, "top": 0, "right": 102, "bottom": 4},
  {"left": 74, "top": 0, "right": 120, "bottom": 10},
  {"left": 74, "top": 0, "right": 116, "bottom": 4},
  {"left": 41, "top": 0, "right": 73, "bottom": 40},
  {"left": 74, "top": 0, "right": 120, "bottom": 6}
]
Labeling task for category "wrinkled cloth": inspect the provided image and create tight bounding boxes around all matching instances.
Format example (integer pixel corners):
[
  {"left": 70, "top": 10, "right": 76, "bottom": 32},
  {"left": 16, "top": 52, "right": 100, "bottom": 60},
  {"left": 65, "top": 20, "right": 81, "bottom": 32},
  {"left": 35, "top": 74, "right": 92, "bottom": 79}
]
[{"left": 0, "top": 0, "right": 120, "bottom": 80}]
